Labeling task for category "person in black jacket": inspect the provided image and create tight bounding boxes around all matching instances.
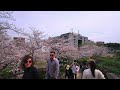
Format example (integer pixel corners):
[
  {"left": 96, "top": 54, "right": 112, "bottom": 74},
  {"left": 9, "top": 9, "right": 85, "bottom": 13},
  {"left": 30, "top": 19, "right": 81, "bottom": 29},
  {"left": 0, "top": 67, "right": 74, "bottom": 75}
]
[
  {"left": 20, "top": 55, "right": 39, "bottom": 79},
  {"left": 65, "top": 65, "right": 74, "bottom": 79}
]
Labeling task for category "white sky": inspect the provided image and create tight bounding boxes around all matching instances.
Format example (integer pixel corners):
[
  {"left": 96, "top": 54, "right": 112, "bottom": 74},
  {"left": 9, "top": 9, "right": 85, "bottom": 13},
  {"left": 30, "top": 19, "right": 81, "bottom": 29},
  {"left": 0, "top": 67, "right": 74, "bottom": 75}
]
[{"left": 7, "top": 11, "right": 120, "bottom": 43}]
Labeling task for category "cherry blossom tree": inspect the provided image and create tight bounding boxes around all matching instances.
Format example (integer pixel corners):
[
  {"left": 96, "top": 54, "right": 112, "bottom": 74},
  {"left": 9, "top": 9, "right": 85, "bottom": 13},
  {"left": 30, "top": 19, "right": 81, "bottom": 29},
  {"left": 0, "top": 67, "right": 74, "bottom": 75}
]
[
  {"left": 46, "top": 37, "right": 80, "bottom": 64},
  {"left": 79, "top": 44, "right": 110, "bottom": 58},
  {"left": 0, "top": 11, "right": 16, "bottom": 31},
  {"left": 0, "top": 11, "right": 26, "bottom": 74},
  {"left": 14, "top": 27, "right": 47, "bottom": 62},
  {"left": 0, "top": 11, "right": 15, "bottom": 70}
]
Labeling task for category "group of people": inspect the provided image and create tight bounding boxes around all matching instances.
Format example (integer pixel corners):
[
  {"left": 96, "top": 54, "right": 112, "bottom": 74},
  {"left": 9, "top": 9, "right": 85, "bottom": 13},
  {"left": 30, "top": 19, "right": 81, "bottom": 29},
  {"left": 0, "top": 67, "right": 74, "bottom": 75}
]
[
  {"left": 65, "top": 59, "right": 105, "bottom": 79},
  {"left": 65, "top": 62, "right": 80, "bottom": 79},
  {"left": 19, "top": 50, "right": 105, "bottom": 79}
]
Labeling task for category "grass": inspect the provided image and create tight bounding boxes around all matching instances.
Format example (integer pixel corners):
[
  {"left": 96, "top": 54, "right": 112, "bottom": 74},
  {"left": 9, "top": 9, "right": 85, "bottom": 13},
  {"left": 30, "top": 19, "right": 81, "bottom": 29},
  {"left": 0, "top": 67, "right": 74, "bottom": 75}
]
[{"left": 97, "top": 57, "right": 120, "bottom": 74}]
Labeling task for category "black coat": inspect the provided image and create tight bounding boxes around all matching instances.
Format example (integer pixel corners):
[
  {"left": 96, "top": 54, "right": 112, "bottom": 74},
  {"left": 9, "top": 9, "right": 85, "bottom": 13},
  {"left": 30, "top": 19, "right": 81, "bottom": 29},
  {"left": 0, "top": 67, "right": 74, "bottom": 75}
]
[
  {"left": 65, "top": 68, "right": 74, "bottom": 79},
  {"left": 22, "top": 67, "right": 39, "bottom": 79}
]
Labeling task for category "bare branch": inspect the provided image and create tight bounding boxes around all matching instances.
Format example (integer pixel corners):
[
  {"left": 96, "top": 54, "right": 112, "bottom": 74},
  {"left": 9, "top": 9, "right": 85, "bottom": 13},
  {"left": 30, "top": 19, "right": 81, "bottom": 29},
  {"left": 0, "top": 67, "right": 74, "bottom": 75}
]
[{"left": 0, "top": 11, "right": 15, "bottom": 20}]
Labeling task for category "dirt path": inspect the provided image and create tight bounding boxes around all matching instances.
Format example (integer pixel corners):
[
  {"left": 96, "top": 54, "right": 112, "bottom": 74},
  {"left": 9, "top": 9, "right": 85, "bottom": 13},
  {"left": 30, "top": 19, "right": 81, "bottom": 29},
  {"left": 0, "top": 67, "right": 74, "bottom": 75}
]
[{"left": 77, "top": 72, "right": 82, "bottom": 79}]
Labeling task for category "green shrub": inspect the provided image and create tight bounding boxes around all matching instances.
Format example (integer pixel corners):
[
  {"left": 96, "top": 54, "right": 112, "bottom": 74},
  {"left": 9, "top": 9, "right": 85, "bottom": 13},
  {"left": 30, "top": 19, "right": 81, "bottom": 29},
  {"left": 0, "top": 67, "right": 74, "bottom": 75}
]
[
  {"left": 0, "top": 67, "right": 13, "bottom": 78},
  {"left": 97, "top": 57, "right": 120, "bottom": 74},
  {"left": 38, "top": 70, "right": 46, "bottom": 79},
  {"left": 80, "top": 57, "right": 88, "bottom": 62},
  {"left": 114, "top": 50, "right": 120, "bottom": 59},
  {"left": 59, "top": 66, "right": 65, "bottom": 79}
]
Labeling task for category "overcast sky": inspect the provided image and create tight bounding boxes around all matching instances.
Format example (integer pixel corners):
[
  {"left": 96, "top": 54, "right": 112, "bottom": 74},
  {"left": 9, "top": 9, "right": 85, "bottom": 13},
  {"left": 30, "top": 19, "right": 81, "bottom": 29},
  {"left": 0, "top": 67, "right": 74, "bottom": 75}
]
[{"left": 7, "top": 11, "right": 120, "bottom": 43}]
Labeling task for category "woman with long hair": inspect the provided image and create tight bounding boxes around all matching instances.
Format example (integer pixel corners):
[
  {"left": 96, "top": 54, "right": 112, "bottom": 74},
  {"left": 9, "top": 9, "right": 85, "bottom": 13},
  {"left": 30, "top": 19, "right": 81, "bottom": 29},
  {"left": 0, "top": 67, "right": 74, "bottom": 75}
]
[
  {"left": 82, "top": 59, "right": 105, "bottom": 79},
  {"left": 20, "top": 55, "right": 39, "bottom": 79}
]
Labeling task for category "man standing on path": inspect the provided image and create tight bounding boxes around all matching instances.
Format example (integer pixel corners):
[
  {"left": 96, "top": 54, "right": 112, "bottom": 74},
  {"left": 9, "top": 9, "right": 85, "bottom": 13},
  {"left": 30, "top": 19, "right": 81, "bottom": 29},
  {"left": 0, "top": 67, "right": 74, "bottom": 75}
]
[{"left": 45, "top": 51, "right": 59, "bottom": 79}]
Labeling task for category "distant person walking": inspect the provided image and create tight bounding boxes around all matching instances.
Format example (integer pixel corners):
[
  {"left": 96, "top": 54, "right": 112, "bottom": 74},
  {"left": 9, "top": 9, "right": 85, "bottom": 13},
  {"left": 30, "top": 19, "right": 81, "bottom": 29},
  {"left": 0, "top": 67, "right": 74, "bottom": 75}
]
[
  {"left": 82, "top": 59, "right": 105, "bottom": 79},
  {"left": 71, "top": 62, "right": 80, "bottom": 79},
  {"left": 65, "top": 65, "right": 74, "bottom": 79},
  {"left": 46, "top": 51, "right": 59, "bottom": 79},
  {"left": 20, "top": 55, "right": 39, "bottom": 79}
]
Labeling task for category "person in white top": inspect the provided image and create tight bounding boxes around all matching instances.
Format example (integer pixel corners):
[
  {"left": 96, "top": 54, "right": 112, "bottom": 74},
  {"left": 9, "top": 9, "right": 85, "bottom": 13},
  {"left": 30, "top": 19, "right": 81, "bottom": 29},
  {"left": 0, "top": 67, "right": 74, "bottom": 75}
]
[
  {"left": 82, "top": 59, "right": 105, "bottom": 79},
  {"left": 71, "top": 62, "right": 80, "bottom": 79}
]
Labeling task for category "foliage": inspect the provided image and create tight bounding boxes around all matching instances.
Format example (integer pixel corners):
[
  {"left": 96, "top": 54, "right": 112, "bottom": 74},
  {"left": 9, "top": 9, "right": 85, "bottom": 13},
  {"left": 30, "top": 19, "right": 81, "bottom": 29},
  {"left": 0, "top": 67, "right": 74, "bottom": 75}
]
[
  {"left": 35, "top": 61, "right": 47, "bottom": 68},
  {"left": 59, "top": 56, "right": 73, "bottom": 66},
  {"left": 0, "top": 11, "right": 25, "bottom": 72},
  {"left": 59, "top": 66, "right": 65, "bottom": 79},
  {"left": 47, "top": 37, "right": 80, "bottom": 63},
  {"left": 34, "top": 61, "right": 46, "bottom": 79},
  {"left": 105, "top": 43, "right": 120, "bottom": 50},
  {"left": 105, "top": 43, "right": 120, "bottom": 55},
  {"left": 0, "top": 67, "right": 13, "bottom": 78},
  {"left": 114, "top": 50, "right": 120, "bottom": 59},
  {"left": 38, "top": 69, "right": 46, "bottom": 79},
  {"left": 97, "top": 57, "right": 120, "bottom": 74},
  {"left": 80, "top": 57, "right": 89, "bottom": 62}
]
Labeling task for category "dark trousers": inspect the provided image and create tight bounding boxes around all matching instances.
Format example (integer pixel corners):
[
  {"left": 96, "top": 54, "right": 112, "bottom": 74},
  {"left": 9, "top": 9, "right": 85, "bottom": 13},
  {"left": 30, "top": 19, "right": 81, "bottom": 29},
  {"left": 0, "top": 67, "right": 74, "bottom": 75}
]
[
  {"left": 73, "top": 74, "right": 77, "bottom": 79},
  {"left": 65, "top": 75, "right": 71, "bottom": 79},
  {"left": 65, "top": 74, "right": 74, "bottom": 79}
]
